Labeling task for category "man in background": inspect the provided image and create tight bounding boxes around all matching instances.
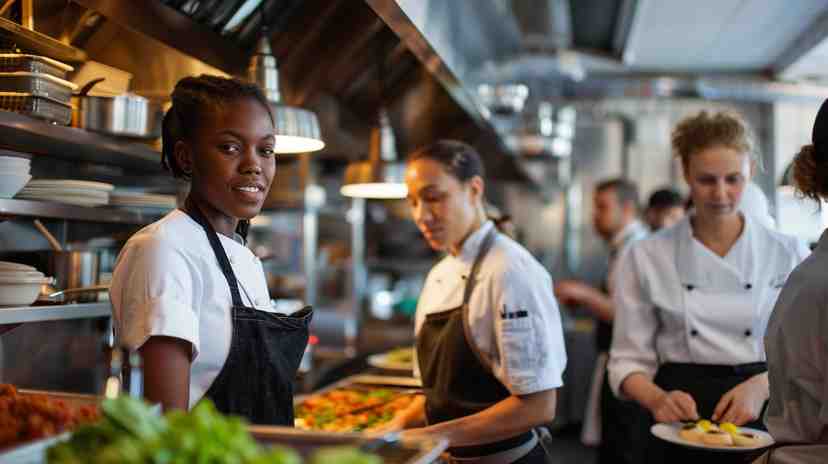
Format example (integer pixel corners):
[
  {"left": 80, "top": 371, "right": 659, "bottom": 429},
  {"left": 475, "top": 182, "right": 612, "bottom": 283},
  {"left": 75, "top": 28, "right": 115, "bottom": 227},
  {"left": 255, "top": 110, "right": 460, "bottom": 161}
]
[
  {"left": 644, "top": 188, "right": 685, "bottom": 231},
  {"left": 554, "top": 178, "right": 648, "bottom": 464}
]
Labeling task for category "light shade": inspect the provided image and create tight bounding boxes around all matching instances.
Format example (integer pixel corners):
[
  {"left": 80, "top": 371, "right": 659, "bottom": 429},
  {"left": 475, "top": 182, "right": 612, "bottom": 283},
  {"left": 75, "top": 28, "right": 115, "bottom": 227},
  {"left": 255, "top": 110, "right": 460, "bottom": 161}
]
[
  {"left": 249, "top": 33, "right": 324, "bottom": 154},
  {"left": 340, "top": 110, "right": 407, "bottom": 199},
  {"left": 270, "top": 104, "right": 325, "bottom": 153}
]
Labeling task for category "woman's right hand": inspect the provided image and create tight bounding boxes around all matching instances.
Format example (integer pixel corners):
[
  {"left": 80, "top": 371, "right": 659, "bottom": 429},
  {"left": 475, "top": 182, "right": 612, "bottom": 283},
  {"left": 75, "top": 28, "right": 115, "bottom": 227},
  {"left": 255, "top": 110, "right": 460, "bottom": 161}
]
[{"left": 649, "top": 390, "right": 699, "bottom": 423}]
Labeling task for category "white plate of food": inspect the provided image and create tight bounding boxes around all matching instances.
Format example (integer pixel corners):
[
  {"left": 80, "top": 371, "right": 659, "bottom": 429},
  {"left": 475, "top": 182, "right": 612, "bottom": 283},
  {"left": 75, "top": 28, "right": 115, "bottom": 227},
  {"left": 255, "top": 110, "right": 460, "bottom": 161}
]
[
  {"left": 651, "top": 420, "right": 774, "bottom": 452},
  {"left": 367, "top": 347, "right": 415, "bottom": 371}
]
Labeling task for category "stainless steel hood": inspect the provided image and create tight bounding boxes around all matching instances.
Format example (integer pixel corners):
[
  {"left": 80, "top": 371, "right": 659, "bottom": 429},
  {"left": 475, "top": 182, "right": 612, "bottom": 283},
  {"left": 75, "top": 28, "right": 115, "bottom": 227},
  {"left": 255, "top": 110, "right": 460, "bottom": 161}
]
[{"left": 55, "top": 0, "right": 530, "bottom": 182}]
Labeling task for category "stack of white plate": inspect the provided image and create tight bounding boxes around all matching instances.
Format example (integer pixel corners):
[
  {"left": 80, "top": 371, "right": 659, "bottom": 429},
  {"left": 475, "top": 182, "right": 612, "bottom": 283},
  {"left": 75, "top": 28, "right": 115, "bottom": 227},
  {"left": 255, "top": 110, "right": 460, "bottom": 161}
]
[
  {"left": 109, "top": 192, "right": 177, "bottom": 210},
  {"left": 16, "top": 179, "right": 114, "bottom": 207},
  {"left": 0, "top": 151, "right": 32, "bottom": 199},
  {"left": 0, "top": 261, "right": 52, "bottom": 307}
]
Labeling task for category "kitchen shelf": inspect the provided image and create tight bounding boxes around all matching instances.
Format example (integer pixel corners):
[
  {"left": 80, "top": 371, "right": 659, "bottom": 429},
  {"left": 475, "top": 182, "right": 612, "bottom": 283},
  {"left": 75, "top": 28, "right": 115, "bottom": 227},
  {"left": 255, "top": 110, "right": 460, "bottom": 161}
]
[
  {"left": 0, "top": 198, "right": 165, "bottom": 224},
  {"left": 0, "top": 110, "right": 163, "bottom": 172},
  {"left": 0, "top": 302, "right": 110, "bottom": 325}
]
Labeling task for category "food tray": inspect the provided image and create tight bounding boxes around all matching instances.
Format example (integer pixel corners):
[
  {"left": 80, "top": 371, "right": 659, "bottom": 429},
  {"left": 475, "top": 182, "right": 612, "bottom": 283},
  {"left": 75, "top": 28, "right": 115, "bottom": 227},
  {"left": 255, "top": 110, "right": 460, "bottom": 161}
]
[
  {"left": 0, "top": 72, "right": 76, "bottom": 103},
  {"left": 0, "top": 54, "right": 73, "bottom": 79},
  {"left": 250, "top": 426, "right": 447, "bottom": 464},
  {"left": 0, "top": 92, "right": 72, "bottom": 125},
  {"left": 0, "top": 390, "right": 101, "bottom": 464}
]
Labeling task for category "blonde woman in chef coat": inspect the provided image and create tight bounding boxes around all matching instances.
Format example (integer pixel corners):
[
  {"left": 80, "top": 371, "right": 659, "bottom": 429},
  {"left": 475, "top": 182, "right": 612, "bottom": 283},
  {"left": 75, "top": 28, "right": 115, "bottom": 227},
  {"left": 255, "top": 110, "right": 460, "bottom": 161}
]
[
  {"left": 607, "top": 110, "right": 810, "bottom": 462},
  {"left": 755, "top": 99, "right": 828, "bottom": 464}
]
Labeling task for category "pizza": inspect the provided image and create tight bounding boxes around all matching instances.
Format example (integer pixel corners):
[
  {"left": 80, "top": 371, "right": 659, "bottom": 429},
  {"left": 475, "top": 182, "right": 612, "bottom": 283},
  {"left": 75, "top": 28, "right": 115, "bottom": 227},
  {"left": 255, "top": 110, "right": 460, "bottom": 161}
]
[{"left": 294, "top": 387, "right": 419, "bottom": 433}]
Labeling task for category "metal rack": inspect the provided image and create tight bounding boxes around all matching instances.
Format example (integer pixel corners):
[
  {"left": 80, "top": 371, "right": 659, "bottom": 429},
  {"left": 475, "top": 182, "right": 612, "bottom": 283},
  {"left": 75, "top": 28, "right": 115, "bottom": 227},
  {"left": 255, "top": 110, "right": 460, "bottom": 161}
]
[
  {"left": 0, "top": 110, "right": 162, "bottom": 172},
  {"left": 0, "top": 199, "right": 164, "bottom": 224},
  {"left": 0, "top": 302, "right": 110, "bottom": 324}
]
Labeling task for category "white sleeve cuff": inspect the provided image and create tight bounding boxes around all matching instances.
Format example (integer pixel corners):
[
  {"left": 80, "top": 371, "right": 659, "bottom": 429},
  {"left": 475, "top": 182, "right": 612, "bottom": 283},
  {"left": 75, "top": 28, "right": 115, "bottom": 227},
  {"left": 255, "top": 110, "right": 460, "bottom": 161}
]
[
  {"left": 117, "top": 297, "right": 200, "bottom": 360},
  {"left": 608, "top": 360, "right": 656, "bottom": 400}
]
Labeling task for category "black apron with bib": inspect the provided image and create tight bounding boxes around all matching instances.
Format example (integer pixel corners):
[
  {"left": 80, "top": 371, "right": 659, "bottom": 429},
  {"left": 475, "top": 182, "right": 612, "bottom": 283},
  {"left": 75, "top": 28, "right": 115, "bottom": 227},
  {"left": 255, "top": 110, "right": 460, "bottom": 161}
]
[
  {"left": 645, "top": 362, "right": 768, "bottom": 463},
  {"left": 416, "top": 229, "right": 545, "bottom": 464},
  {"left": 184, "top": 205, "right": 312, "bottom": 425}
]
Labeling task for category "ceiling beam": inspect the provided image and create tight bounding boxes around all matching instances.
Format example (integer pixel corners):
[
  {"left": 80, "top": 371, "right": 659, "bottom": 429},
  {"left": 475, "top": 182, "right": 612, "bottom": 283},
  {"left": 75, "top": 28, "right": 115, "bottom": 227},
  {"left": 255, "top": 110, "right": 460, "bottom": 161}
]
[
  {"left": 771, "top": 5, "right": 828, "bottom": 77},
  {"left": 72, "top": 0, "right": 247, "bottom": 73},
  {"left": 612, "top": 0, "right": 644, "bottom": 65}
]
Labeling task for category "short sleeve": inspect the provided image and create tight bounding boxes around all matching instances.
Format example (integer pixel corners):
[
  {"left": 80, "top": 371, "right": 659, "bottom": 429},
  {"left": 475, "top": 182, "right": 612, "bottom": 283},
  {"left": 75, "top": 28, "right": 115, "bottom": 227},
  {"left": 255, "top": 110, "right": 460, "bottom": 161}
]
[
  {"left": 490, "top": 265, "right": 567, "bottom": 395},
  {"left": 608, "top": 245, "right": 659, "bottom": 398},
  {"left": 110, "top": 235, "right": 200, "bottom": 358}
]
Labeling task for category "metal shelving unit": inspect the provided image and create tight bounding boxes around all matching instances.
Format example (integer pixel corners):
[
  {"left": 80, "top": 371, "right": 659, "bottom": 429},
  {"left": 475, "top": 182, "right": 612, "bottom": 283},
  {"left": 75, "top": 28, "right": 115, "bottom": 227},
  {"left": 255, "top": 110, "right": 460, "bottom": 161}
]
[
  {"left": 0, "top": 110, "right": 163, "bottom": 173},
  {"left": 0, "top": 302, "right": 110, "bottom": 325},
  {"left": 0, "top": 199, "right": 165, "bottom": 224}
]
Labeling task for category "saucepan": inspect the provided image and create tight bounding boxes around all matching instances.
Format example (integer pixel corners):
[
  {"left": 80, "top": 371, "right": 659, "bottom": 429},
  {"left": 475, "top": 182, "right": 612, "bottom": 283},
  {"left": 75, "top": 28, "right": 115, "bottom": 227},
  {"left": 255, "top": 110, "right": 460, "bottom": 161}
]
[{"left": 72, "top": 78, "right": 163, "bottom": 138}]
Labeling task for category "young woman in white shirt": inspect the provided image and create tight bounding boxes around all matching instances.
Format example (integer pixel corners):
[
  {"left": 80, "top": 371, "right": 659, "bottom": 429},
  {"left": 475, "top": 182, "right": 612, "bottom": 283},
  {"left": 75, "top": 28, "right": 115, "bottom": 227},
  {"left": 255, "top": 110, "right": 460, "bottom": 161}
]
[
  {"left": 756, "top": 99, "right": 828, "bottom": 464},
  {"left": 110, "top": 76, "right": 312, "bottom": 423},
  {"left": 400, "top": 140, "right": 567, "bottom": 463},
  {"left": 607, "top": 111, "right": 809, "bottom": 461}
]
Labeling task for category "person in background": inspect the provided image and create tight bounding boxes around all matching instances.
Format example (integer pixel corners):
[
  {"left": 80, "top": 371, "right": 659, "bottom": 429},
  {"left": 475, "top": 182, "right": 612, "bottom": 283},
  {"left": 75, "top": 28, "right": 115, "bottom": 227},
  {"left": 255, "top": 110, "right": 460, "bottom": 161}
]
[
  {"left": 110, "top": 76, "right": 312, "bottom": 423},
  {"left": 401, "top": 140, "right": 566, "bottom": 463},
  {"left": 554, "top": 178, "right": 648, "bottom": 464},
  {"left": 644, "top": 188, "right": 685, "bottom": 231},
  {"left": 740, "top": 182, "right": 777, "bottom": 229},
  {"left": 608, "top": 110, "right": 810, "bottom": 462},
  {"left": 755, "top": 99, "right": 828, "bottom": 464}
]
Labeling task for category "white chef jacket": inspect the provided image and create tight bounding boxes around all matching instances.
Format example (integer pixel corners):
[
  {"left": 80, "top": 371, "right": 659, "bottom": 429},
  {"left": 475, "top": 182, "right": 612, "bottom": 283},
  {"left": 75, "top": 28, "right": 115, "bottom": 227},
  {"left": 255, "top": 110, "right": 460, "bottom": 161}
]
[
  {"left": 608, "top": 214, "right": 809, "bottom": 398},
  {"left": 762, "top": 230, "right": 828, "bottom": 463},
  {"left": 110, "top": 209, "right": 276, "bottom": 409},
  {"left": 414, "top": 221, "right": 567, "bottom": 395}
]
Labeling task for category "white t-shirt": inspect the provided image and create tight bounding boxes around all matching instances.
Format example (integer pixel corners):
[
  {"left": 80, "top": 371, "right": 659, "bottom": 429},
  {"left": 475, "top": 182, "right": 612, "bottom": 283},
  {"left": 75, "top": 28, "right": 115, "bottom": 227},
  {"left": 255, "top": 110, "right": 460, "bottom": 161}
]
[
  {"left": 110, "top": 209, "right": 274, "bottom": 408},
  {"left": 414, "top": 221, "right": 567, "bottom": 395},
  {"left": 608, "top": 214, "right": 809, "bottom": 397}
]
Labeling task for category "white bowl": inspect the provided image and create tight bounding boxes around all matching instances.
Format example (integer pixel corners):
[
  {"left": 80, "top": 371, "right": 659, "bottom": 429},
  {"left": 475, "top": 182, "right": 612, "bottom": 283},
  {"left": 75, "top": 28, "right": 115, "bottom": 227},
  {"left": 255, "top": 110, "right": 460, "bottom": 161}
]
[
  {"left": 0, "top": 261, "right": 37, "bottom": 272},
  {"left": 0, "top": 166, "right": 30, "bottom": 176},
  {"left": 0, "top": 173, "right": 32, "bottom": 198},
  {"left": 0, "top": 281, "right": 46, "bottom": 307},
  {"left": 0, "top": 155, "right": 30, "bottom": 163}
]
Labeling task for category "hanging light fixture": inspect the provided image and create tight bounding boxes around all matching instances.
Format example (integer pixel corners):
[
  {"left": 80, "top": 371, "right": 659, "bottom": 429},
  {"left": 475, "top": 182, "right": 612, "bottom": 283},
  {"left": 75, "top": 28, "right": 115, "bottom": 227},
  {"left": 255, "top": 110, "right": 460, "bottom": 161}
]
[
  {"left": 340, "top": 37, "right": 406, "bottom": 199},
  {"left": 340, "top": 109, "right": 407, "bottom": 199},
  {"left": 248, "top": 29, "right": 324, "bottom": 154}
]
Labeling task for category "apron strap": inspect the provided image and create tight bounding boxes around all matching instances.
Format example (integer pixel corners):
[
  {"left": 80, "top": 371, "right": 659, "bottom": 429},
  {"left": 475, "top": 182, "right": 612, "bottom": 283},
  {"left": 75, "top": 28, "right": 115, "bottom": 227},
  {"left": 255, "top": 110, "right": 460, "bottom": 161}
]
[
  {"left": 181, "top": 202, "right": 245, "bottom": 308},
  {"left": 462, "top": 227, "right": 499, "bottom": 305},
  {"left": 461, "top": 227, "right": 499, "bottom": 373}
]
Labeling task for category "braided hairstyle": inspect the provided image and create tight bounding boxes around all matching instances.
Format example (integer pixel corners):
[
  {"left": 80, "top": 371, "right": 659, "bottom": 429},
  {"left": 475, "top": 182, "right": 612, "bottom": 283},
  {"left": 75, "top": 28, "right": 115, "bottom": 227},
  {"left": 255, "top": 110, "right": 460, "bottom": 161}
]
[{"left": 161, "top": 75, "right": 274, "bottom": 239}]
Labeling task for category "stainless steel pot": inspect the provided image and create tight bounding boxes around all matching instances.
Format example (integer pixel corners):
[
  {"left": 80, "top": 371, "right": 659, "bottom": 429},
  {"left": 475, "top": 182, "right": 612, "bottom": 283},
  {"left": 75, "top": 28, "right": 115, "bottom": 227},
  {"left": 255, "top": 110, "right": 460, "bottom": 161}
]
[
  {"left": 72, "top": 78, "right": 163, "bottom": 138},
  {"left": 47, "top": 250, "right": 100, "bottom": 303}
]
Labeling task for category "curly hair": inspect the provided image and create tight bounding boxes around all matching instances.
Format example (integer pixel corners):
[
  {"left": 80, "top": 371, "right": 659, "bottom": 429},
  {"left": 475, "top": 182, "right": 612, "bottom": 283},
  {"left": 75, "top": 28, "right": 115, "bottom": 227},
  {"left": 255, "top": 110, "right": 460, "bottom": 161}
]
[
  {"left": 671, "top": 110, "right": 759, "bottom": 169},
  {"left": 161, "top": 75, "right": 274, "bottom": 179}
]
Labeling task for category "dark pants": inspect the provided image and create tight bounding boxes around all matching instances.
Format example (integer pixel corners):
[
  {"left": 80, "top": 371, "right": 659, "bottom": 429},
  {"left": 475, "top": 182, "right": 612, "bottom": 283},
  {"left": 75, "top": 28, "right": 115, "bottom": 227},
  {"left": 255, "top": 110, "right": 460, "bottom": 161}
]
[
  {"left": 598, "top": 375, "right": 648, "bottom": 464},
  {"left": 513, "top": 444, "right": 548, "bottom": 464}
]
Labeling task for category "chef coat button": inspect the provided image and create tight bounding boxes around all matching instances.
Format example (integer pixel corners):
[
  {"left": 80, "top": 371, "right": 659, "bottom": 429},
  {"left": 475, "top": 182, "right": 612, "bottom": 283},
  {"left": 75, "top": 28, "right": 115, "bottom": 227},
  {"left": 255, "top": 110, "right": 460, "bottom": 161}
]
[
  {"left": 744, "top": 329, "right": 752, "bottom": 337},
  {"left": 745, "top": 283, "right": 753, "bottom": 290},
  {"left": 690, "top": 329, "right": 699, "bottom": 337},
  {"left": 685, "top": 285, "right": 695, "bottom": 291}
]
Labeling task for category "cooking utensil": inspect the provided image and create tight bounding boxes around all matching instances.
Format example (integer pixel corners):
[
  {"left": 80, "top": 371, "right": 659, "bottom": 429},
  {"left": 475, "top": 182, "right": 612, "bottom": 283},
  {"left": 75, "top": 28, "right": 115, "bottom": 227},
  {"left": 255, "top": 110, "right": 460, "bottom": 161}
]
[
  {"left": 0, "top": 91, "right": 72, "bottom": 124},
  {"left": 0, "top": 71, "right": 76, "bottom": 103},
  {"left": 0, "top": 54, "right": 73, "bottom": 79},
  {"left": 47, "top": 283, "right": 108, "bottom": 299},
  {"left": 47, "top": 250, "right": 100, "bottom": 302},
  {"left": 72, "top": 78, "right": 163, "bottom": 138},
  {"left": 33, "top": 219, "right": 63, "bottom": 251}
]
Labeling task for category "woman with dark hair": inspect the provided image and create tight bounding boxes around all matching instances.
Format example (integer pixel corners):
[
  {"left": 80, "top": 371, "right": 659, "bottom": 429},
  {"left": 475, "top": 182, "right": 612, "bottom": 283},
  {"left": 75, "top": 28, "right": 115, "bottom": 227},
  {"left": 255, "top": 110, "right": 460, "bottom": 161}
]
[
  {"left": 110, "top": 75, "right": 312, "bottom": 424},
  {"left": 400, "top": 140, "right": 566, "bottom": 463},
  {"left": 756, "top": 100, "right": 828, "bottom": 463}
]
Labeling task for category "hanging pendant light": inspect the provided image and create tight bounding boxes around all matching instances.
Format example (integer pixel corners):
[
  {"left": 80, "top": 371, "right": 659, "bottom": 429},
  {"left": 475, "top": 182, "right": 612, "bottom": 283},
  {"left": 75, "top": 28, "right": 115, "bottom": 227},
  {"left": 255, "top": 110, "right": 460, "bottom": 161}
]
[
  {"left": 248, "top": 30, "right": 324, "bottom": 154},
  {"left": 340, "top": 109, "right": 407, "bottom": 199}
]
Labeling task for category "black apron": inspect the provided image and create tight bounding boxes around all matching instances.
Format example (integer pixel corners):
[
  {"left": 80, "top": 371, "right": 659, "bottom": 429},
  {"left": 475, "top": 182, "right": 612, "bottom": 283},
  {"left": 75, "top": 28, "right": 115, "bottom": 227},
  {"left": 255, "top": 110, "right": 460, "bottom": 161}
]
[
  {"left": 184, "top": 205, "right": 313, "bottom": 425},
  {"left": 645, "top": 362, "right": 769, "bottom": 464},
  {"left": 416, "top": 229, "right": 545, "bottom": 463}
]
